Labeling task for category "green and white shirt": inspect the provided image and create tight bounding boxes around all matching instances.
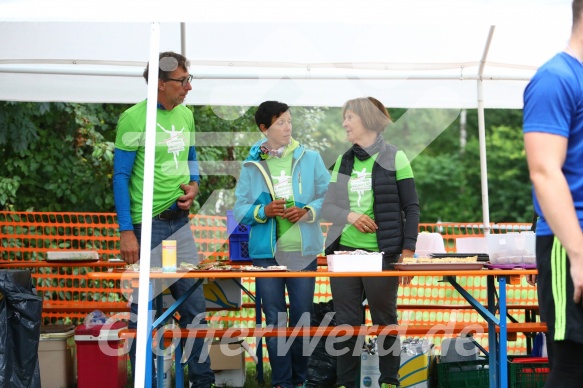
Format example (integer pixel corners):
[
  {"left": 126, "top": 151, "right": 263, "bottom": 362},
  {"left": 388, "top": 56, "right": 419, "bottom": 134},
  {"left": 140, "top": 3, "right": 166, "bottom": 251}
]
[{"left": 115, "top": 100, "right": 195, "bottom": 223}]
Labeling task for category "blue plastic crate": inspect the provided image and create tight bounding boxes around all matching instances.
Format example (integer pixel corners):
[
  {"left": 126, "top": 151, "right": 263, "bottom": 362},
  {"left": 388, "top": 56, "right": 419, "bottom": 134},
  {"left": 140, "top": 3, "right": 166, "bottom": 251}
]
[
  {"left": 229, "top": 234, "right": 250, "bottom": 261},
  {"left": 226, "top": 210, "right": 250, "bottom": 236}
]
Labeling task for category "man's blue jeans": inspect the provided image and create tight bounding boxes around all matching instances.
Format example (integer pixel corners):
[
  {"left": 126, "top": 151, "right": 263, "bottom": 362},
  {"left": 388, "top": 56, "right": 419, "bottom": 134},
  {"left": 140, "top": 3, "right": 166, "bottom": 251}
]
[
  {"left": 253, "top": 255, "right": 317, "bottom": 388},
  {"left": 129, "top": 216, "right": 214, "bottom": 388}
]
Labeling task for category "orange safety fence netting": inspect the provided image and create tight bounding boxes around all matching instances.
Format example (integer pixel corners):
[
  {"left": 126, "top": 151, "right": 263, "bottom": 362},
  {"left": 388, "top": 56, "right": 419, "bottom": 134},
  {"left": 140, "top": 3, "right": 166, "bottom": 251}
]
[{"left": 1, "top": 211, "right": 538, "bottom": 360}]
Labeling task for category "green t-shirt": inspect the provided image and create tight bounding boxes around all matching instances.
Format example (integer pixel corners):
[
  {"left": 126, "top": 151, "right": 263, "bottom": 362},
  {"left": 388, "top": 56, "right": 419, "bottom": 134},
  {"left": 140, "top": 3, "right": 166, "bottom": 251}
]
[
  {"left": 338, "top": 150, "right": 414, "bottom": 250},
  {"left": 265, "top": 142, "right": 301, "bottom": 252},
  {"left": 114, "top": 100, "right": 195, "bottom": 223}
]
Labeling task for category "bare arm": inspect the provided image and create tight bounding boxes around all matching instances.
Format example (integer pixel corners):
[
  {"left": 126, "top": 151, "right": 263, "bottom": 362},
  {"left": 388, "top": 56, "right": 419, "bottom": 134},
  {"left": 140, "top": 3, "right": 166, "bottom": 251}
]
[
  {"left": 120, "top": 230, "right": 139, "bottom": 264},
  {"left": 525, "top": 132, "right": 583, "bottom": 302}
]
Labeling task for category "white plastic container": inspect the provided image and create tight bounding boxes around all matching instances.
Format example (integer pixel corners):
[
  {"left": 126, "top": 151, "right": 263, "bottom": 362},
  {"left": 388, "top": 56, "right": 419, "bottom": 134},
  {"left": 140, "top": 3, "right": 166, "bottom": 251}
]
[
  {"left": 456, "top": 237, "right": 487, "bottom": 254},
  {"left": 486, "top": 232, "right": 536, "bottom": 265},
  {"left": 155, "top": 353, "right": 173, "bottom": 388},
  {"left": 326, "top": 254, "right": 383, "bottom": 272},
  {"left": 416, "top": 233, "right": 446, "bottom": 257}
]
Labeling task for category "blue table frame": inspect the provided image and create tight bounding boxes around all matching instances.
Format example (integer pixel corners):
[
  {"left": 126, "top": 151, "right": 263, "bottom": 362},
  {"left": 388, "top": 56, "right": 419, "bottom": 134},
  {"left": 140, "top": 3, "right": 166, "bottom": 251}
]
[
  {"left": 90, "top": 268, "right": 536, "bottom": 388},
  {"left": 446, "top": 274, "right": 509, "bottom": 388}
]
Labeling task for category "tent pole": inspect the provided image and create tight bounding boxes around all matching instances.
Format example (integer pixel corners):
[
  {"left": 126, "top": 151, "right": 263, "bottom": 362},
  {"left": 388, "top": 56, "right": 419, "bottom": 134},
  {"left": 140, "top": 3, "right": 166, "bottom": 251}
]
[
  {"left": 181, "top": 22, "right": 186, "bottom": 56},
  {"left": 134, "top": 21, "right": 160, "bottom": 388},
  {"left": 477, "top": 81, "right": 490, "bottom": 235},
  {"left": 477, "top": 26, "right": 495, "bottom": 236},
  {"left": 0, "top": 64, "right": 534, "bottom": 82}
]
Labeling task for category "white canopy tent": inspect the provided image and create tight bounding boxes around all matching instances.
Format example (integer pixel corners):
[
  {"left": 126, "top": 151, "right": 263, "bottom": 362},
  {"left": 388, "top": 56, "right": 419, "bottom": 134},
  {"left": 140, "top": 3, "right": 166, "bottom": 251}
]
[
  {"left": 0, "top": 0, "right": 573, "bottom": 386},
  {"left": 0, "top": 1, "right": 572, "bottom": 108}
]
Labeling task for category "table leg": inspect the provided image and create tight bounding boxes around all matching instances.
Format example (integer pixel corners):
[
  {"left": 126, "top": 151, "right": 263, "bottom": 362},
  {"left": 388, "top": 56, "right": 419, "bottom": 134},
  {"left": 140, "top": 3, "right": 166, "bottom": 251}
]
[
  {"left": 487, "top": 275, "right": 499, "bottom": 388},
  {"left": 446, "top": 275, "right": 500, "bottom": 388},
  {"left": 150, "top": 278, "right": 203, "bottom": 388},
  {"left": 156, "top": 290, "right": 165, "bottom": 388},
  {"left": 175, "top": 338, "right": 184, "bottom": 388},
  {"left": 256, "top": 283, "right": 264, "bottom": 384},
  {"left": 498, "top": 276, "right": 508, "bottom": 388},
  {"left": 525, "top": 309, "right": 534, "bottom": 355},
  {"left": 146, "top": 281, "right": 155, "bottom": 388},
  {"left": 152, "top": 278, "right": 204, "bottom": 328}
]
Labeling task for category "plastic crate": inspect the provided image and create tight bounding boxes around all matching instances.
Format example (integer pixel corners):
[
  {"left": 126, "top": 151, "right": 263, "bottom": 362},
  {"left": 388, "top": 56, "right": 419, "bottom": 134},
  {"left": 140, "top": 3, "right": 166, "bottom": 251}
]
[
  {"left": 229, "top": 234, "right": 250, "bottom": 261},
  {"left": 436, "top": 358, "right": 490, "bottom": 388},
  {"left": 226, "top": 210, "right": 250, "bottom": 236},
  {"left": 509, "top": 357, "right": 549, "bottom": 388},
  {"left": 437, "top": 356, "right": 550, "bottom": 388}
]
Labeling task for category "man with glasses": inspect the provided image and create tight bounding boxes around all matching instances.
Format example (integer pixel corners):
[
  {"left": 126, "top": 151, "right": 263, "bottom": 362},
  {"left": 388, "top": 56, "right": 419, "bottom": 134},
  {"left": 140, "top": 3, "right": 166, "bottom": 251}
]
[{"left": 113, "top": 51, "right": 214, "bottom": 387}]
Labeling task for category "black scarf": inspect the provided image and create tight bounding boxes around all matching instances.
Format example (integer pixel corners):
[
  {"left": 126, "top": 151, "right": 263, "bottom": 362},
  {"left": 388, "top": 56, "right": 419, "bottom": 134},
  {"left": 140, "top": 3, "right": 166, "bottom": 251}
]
[{"left": 352, "top": 135, "right": 384, "bottom": 161}]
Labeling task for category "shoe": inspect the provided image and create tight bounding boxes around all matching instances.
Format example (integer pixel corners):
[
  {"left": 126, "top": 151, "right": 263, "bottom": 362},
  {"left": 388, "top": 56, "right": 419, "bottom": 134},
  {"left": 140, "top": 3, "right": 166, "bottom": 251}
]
[{"left": 380, "top": 384, "right": 398, "bottom": 388}]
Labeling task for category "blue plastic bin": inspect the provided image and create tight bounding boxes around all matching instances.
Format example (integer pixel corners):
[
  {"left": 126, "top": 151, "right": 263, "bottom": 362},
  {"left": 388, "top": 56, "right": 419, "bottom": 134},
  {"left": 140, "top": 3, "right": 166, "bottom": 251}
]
[
  {"left": 229, "top": 234, "right": 250, "bottom": 261},
  {"left": 226, "top": 210, "right": 250, "bottom": 236}
]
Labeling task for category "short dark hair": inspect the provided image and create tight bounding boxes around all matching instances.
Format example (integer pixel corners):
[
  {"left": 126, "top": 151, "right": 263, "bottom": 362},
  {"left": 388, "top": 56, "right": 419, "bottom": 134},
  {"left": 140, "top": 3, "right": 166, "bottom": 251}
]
[
  {"left": 142, "top": 51, "right": 189, "bottom": 84},
  {"left": 342, "top": 97, "right": 391, "bottom": 133},
  {"left": 574, "top": 0, "right": 583, "bottom": 29},
  {"left": 254, "top": 101, "right": 290, "bottom": 130}
]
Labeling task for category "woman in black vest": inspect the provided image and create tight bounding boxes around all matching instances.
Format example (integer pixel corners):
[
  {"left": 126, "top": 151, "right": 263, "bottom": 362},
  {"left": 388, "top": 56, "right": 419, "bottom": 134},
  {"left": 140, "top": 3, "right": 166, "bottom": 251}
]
[{"left": 322, "top": 97, "right": 420, "bottom": 388}]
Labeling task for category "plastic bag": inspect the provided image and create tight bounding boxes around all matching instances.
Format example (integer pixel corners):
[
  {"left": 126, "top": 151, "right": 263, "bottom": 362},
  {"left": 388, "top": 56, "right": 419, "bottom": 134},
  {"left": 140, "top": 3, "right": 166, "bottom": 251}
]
[
  {"left": 306, "top": 300, "right": 337, "bottom": 388},
  {"left": 0, "top": 270, "right": 42, "bottom": 388},
  {"left": 83, "top": 309, "right": 107, "bottom": 328},
  {"left": 532, "top": 332, "right": 548, "bottom": 357}
]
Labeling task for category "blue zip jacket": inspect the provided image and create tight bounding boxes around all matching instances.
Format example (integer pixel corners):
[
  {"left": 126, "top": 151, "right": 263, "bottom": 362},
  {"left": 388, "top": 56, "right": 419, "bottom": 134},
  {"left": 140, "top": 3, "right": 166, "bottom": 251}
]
[{"left": 233, "top": 139, "right": 330, "bottom": 259}]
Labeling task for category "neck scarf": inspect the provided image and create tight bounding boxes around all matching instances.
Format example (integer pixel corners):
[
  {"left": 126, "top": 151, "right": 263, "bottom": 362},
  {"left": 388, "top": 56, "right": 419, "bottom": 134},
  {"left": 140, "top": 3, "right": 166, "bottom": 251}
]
[
  {"left": 352, "top": 134, "right": 384, "bottom": 161},
  {"left": 260, "top": 144, "right": 286, "bottom": 158}
]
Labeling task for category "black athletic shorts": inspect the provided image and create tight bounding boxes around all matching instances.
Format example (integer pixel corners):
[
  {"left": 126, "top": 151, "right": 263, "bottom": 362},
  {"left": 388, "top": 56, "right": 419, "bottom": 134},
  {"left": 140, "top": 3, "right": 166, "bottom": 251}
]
[{"left": 537, "top": 235, "right": 583, "bottom": 344}]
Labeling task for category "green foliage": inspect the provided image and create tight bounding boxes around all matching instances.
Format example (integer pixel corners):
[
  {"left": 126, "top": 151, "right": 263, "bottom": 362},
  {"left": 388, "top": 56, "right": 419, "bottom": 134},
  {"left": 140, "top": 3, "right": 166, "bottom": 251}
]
[
  {"left": 413, "top": 152, "right": 473, "bottom": 222},
  {"left": 0, "top": 102, "right": 532, "bottom": 223},
  {"left": 411, "top": 108, "right": 531, "bottom": 223},
  {"left": 192, "top": 105, "right": 330, "bottom": 215},
  {"left": 191, "top": 105, "right": 256, "bottom": 215},
  {"left": 0, "top": 102, "right": 126, "bottom": 211},
  {"left": 482, "top": 125, "right": 531, "bottom": 222}
]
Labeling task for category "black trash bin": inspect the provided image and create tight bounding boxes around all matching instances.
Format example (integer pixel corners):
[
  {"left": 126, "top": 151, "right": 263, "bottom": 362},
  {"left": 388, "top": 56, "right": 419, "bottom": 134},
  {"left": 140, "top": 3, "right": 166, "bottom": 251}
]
[{"left": 0, "top": 269, "right": 42, "bottom": 388}]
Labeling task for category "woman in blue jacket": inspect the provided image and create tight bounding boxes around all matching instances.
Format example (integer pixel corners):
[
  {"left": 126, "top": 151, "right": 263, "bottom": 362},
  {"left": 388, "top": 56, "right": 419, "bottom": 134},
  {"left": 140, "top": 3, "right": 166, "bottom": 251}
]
[{"left": 234, "top": 101, "right": 330, "bottom": 388}]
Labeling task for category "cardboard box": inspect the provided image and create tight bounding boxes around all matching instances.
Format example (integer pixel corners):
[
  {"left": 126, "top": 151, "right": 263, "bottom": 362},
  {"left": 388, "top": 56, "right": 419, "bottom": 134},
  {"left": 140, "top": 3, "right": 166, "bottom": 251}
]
[
  {"left": 209, "top": 342, "right": 246, "bottom": 387},
  {"left": 360, "top": 345, "right": 432, "bottom": 388},
  {"left": 39, "top": 326, "right": 76, "bottom": 388},
  {"left": 162, "top": 278, "right": 242, "bottom": 310},
  {"left": 327, "top": 254, "right": 382, "bottom": 272}
]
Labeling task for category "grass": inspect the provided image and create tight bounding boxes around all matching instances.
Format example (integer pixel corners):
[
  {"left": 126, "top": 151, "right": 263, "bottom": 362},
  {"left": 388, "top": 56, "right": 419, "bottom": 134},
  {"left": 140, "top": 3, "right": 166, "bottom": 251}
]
[{"left": 244, "top": 363, "right": 272, "bottom": 388}]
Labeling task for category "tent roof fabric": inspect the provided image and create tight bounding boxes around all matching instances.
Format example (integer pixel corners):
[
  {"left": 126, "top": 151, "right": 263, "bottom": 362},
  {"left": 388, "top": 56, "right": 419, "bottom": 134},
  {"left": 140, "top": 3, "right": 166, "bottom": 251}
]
[{"left": 0, "top": 0, "right": 572, "bottom": 108}]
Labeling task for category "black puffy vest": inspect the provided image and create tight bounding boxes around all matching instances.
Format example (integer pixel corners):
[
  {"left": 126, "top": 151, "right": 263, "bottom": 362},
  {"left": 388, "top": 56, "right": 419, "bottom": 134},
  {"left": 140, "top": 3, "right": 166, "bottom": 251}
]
[{"left": 325, "top": 142, "right": 404, "bottom": 257}]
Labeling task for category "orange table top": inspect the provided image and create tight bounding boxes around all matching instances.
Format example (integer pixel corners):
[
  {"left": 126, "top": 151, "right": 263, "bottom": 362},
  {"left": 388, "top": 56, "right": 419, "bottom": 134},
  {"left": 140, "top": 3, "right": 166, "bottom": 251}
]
[{"left": 87, "top": 267, "right": 537, "bottom": 279}]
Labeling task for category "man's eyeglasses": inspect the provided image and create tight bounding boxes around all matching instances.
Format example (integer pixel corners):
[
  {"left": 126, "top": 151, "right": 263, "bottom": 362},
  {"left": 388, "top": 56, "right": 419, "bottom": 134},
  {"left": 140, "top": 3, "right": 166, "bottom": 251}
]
[{"left": 166, "top": 74, "right": 193, "bottom": 87}]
